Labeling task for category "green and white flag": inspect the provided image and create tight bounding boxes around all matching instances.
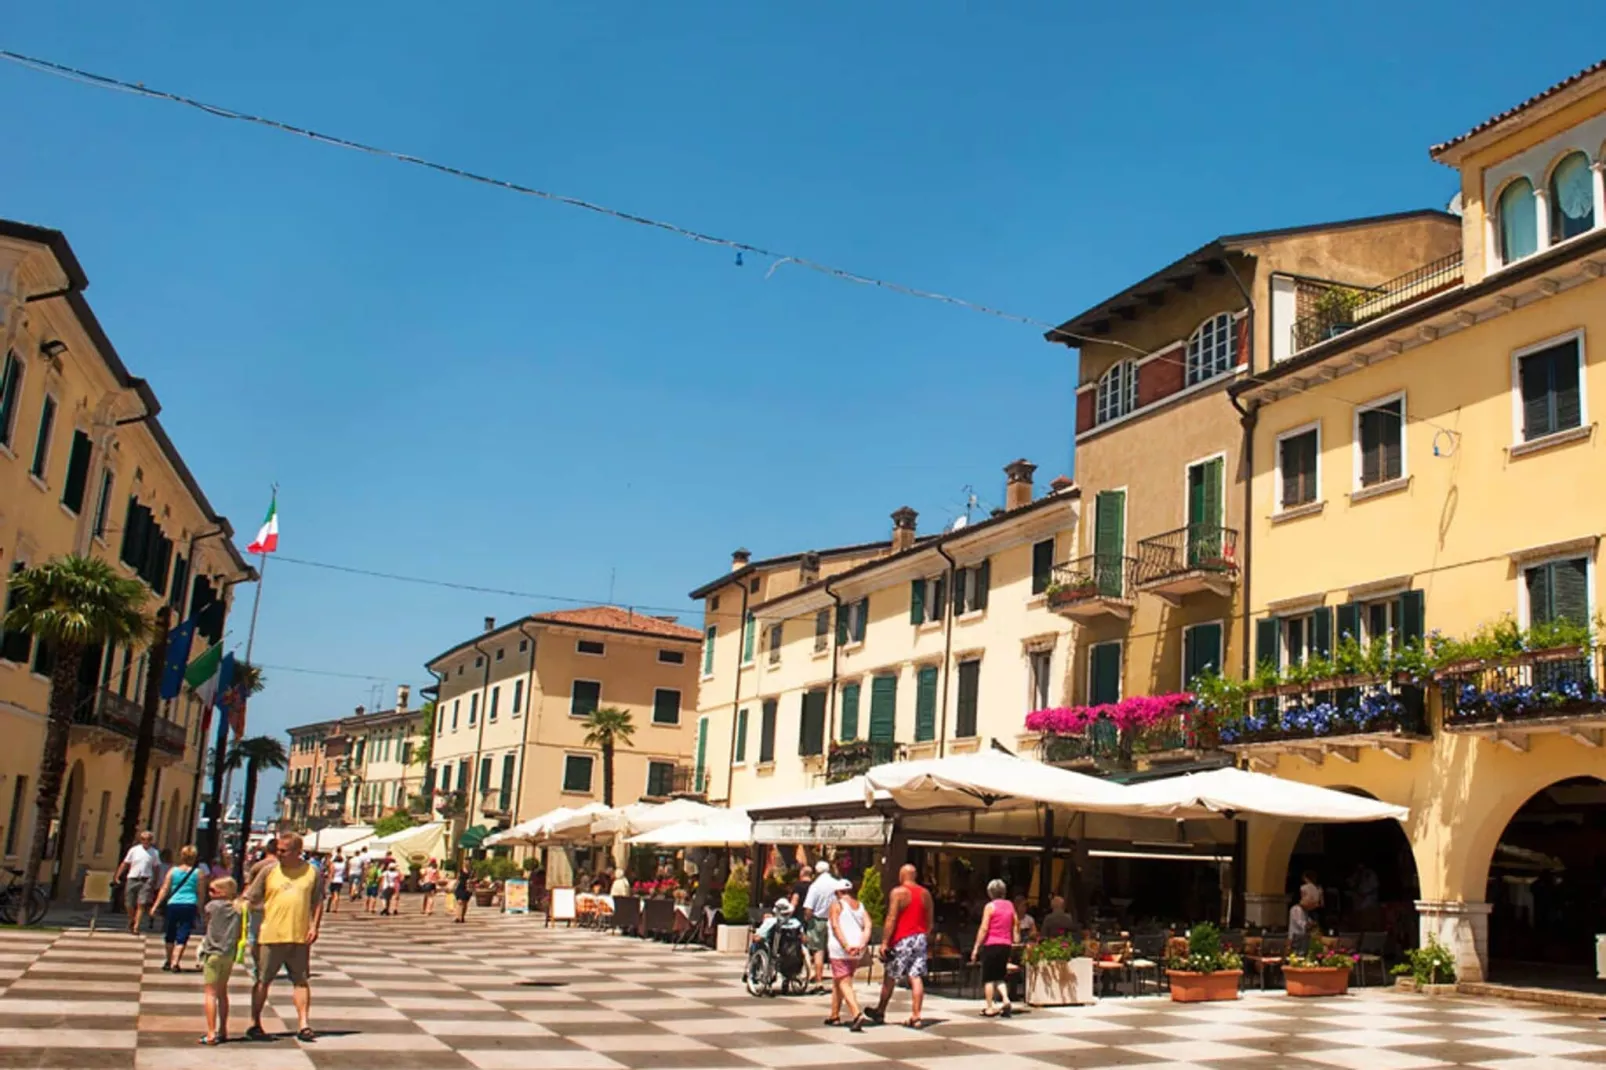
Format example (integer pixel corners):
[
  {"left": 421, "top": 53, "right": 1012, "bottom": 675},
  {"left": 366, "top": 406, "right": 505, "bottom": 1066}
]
[{"left": 185, "top": 642, "right": 224, "bottom": 707}]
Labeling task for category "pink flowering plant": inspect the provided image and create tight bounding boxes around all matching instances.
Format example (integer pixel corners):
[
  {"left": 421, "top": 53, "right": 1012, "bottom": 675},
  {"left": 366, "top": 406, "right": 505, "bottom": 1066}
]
[{"left": 1026, "top": 692, "right": 1193, "bottom": 736}]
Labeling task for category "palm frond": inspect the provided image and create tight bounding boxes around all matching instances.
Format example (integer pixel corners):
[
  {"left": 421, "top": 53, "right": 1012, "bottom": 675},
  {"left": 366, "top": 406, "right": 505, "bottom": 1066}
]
[
  {"left": 225, "top": 735, "right": 289, "bottom": 772},
  {"left": 582, "top": 705, "right": 636, "bottom": 749},
  {"left": 1, "top": 555, "right": 149, "bottom": 649}
]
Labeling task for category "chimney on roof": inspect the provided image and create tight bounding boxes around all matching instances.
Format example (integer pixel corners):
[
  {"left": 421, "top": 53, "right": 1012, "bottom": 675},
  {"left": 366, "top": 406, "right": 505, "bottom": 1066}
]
[
  {"left": 891, "top": 506, "right": 918, "bottom": 553},
  {"left": 1004, "top": 459, "right": 1037, "bottom": 510},
  {"left": 1049, "top": 474, "right": 1074, "bottom": 495},
  {"left": 799, "top": 551, "right": 821, "bottom": 584},
  {"left": 354, "top": 705, "right": 365, "bottom": 717},
  {"left": 396, "top": 684, "right": 410, "bottom": 713},
  {"left": 731, "top": 548, "right": 752, "bottom": 571},
  {"left": 483, "top": 616, "right": 496, "bottom": 633}
]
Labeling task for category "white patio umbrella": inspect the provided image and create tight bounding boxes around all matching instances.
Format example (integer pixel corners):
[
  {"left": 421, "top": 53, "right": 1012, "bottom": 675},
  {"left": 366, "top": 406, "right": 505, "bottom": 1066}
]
[
  {"left": 1120, "top": 767, "right": 1409, "bottom": 824},
  {"left": 485, "top": 804, "right": 591, "bottom": 847},
  {"left": 745, "top": 776, "right": 890, "bottom": 816},
  {"left": 305, "top": 825, "right": 375, "bottom": 853},
  {"left": 542, "top": 802, "right": 614, "bottom": 843},
  {"left": 592, "top": 798, "right": 730, "bottom": 837},
  {"left": 626, "top": 813, "right": 753, "bottom": 848},
  {"left": 863, "top": 750, "right": 1136, "bottom": 813}
]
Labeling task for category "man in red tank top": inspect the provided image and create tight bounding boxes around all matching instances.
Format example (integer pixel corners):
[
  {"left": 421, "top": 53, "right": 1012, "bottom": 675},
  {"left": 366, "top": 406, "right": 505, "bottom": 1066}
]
[{"left": 865, "top": 864, "right": 932, "bottom": 1029}]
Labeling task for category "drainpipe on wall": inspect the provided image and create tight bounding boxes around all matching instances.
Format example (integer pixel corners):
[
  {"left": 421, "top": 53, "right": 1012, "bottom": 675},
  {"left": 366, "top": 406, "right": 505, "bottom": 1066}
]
[
  {"left": 934, "top": 544, "right": 958, "bottom": 758},
  {"left": 1218, "top": 255, "right": 1258, "bottom": 683},
  {"left": 467, "top": 630, "right": 493, "bottom": 836}
]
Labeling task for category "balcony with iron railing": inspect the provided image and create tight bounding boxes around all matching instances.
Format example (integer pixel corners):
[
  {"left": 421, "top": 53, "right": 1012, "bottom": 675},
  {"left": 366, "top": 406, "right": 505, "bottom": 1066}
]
[
  {"left": 478, "top": 789, "right": 512, "bottom": 816},
  {"left": 71, "top": 688, "right": 187, "bottom": 757},
  {"left": 1438, "top": 646, "right": 1605, "bottom": 747},
  {"left": 1290, "top": 253, "right": 1464, "bottom": 355},
  {"left": 1135, "top": 525, "right": 1239, "bottom": 601},
  {"left": 826, "top": 740, "right": 905, "bottom": 784},
  {"left": 1218, "top": 672, "right": 1431, "bottom": 765},
  {"left": 1045, "top": 554, "right": 1136, "bottom": 622},
  {"left": 1036, "top": 707, "right": 1219, "bottom": 769}
]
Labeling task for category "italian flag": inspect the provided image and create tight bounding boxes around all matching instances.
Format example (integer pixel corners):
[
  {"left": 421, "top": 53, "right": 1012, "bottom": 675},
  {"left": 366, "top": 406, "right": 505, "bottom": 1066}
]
[{"left": 247, "top": 495, "right": 279, "bottom": 555}]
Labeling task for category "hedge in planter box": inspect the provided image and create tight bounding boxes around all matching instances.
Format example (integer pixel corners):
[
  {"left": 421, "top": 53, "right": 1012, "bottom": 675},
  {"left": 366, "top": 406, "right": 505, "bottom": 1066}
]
[{"left": 1024, "top": 935, "right": 1092, "bottom": 1006}]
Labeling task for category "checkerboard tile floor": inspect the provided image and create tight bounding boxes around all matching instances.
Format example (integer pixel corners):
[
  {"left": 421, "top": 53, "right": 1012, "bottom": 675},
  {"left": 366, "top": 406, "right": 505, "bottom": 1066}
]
[{"left": 1, "top": 904, "right": 1603, "bottom": 1068}]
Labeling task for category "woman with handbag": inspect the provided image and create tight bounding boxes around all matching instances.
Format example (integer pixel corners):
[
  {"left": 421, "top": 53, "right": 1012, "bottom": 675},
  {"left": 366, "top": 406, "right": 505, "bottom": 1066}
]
[
  {"left": 153, "top": 846, "right": 209, "bottom": 972},
  {"left": 825, "top": 879, "right": 870, "bottom": 1032}
]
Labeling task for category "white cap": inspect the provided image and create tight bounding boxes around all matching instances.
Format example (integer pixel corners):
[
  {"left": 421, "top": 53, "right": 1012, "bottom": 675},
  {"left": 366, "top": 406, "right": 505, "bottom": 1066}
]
[
  {"left": 836, "top": 878, "right": 854, "bottom": 893},
  {"left": 815, "top": 860, "right": 831, "bottom": 875}
]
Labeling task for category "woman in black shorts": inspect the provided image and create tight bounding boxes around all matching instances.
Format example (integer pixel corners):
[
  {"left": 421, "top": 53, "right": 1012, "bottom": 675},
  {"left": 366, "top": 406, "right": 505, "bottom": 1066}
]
[
  {"left": 969, "top": 879, "right": 1019, "bottom": 1017},
  {"left": 452, "top": 861, "right": 474, "bottom": 923}
]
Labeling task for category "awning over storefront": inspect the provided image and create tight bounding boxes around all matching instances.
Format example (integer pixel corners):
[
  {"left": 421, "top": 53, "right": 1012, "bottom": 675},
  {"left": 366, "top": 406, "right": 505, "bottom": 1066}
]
[
  {"left": 1121, "top": 767, "right": 1409, "bottom": 823},
  {"left": 746, "top": 776, "right": 891, "bottom": 817},
  {"left": 373, "top": 821, "right": 449, "bottom": 861},
  {"left": 627, "top": 814, "right": 753, "bottom": 848},
  {"left": 592, "top": 798, "right": 728, "bottom": 837},
  {"left": 864, "top": 750, "right": 1136, "bottom": 813},
  {"left": 543, "top": 802, "right": 614, "bottom": 843},
  {"left": 305, "top": 825, "right": 374, "bottom": 853},
  {"left": 457, "top": 824, "right": 492, "bottom": 851}
]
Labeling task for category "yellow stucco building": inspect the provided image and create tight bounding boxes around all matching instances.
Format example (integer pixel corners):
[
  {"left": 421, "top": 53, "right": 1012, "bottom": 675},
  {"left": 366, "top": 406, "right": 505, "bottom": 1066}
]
[
  {"left": 1229, "top": 61, "right": 1606, "bottom": 984},
  {"left": 0, "top": 219, "right": 251, "bottom": 897},
  {"left": 280, "top": 686, "right": 430, "bottom": 828}
]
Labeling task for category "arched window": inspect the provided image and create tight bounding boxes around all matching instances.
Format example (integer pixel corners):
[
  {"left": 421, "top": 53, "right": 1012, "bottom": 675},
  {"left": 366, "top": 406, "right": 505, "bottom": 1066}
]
[
  {"left": 1185, "top": 312, "right": 1236, "bottom": 386},
  {"left": 1498, "top": 178, "right": 1538, "bottom": 263},
  {"left": 1095, "top": 360, "right": 1137, "bottom": 425},
  {"left": 1550, "top": 152, "right": 1594, "bottom": 242}
]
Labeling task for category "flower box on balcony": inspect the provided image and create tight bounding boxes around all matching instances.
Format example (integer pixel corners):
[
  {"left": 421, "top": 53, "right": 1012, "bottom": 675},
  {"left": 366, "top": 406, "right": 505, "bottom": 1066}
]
[{"left": 1046, "top": 584, "right": 1099, "bottom": 607}]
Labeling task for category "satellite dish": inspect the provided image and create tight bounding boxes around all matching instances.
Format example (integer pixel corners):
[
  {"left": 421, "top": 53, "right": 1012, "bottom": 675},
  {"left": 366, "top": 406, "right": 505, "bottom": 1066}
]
[
  {"left": 1447, "top": 191, "right": 1463, "bottom": 216},
  {"left": 950, "top": 515, "right": 969, "bottom": 531}
]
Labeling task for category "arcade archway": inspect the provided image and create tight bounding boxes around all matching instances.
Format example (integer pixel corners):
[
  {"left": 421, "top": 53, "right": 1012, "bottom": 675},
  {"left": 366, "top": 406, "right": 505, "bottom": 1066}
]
[{"left": 1283, "top": 789, "right": 1420, "bottom": 952}]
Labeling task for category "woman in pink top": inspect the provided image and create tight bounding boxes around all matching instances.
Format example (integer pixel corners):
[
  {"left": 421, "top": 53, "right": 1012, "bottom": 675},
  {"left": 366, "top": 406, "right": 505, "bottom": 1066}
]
[{"left": 969, "top": 879, "right": 1019, "bottom": 1017}]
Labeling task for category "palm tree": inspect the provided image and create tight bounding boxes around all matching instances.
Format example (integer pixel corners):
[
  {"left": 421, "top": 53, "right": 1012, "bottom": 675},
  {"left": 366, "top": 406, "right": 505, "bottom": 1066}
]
[
  {"left": 225, "top": 734, "right": 287, "bottom": 886},
  {"left": 2, "top": 556, "right": 148, "bottom": 920},
  {"left": 582, "top": 706, "right": 635, "bottom": 806}
]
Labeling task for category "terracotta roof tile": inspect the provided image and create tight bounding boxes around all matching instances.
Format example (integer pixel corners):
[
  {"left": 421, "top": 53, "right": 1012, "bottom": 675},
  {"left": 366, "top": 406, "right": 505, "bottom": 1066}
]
[
  {"left": 1431, "top": 60, "right": 1606, "bottom": 158},
  {"left": 529, "top": 605, "right": 701, "bottom": 641}
]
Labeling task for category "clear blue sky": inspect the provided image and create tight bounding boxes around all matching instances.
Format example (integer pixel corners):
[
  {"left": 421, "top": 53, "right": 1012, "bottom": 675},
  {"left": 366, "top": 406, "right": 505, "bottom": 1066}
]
[{"left": 4, "top": 5, "right": 1601, "bottom": 808}]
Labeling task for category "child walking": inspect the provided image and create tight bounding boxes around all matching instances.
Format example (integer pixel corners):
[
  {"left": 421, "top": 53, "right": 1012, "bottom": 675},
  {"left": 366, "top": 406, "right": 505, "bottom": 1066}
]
[{"left": 198, "top": 875, "right": 244, "bottom": 1046}]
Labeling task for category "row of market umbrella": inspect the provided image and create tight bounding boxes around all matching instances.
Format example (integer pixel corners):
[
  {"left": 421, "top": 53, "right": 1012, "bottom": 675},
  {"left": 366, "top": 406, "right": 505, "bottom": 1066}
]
[{"left": 478, "top": 752, "right": 1407, "bottom": 852}]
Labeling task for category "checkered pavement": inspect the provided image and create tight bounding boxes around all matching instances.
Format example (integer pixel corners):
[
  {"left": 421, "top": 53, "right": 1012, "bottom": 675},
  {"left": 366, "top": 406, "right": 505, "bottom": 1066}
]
[{"left": 1, "top": 900, "right": 1603, "bottom": 1068}]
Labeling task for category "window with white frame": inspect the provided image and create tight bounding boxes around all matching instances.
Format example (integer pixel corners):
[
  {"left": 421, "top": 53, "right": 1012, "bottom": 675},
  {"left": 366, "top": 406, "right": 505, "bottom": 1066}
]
[
  {"left": 1524, "top": 556, "right": 1590, "bottom": 627},
  {"left": 766, "top": 622, "right": 783, "bottom": 664},
  {"left": 1549, "top": 152, "right": 1595, "bottom": 242},
  {"left": 1498, "top": 178, "right": 1539, "bottom": 264},
  {"left": 1515, "top": 334, "right": 1584, "bottom": 442},
  {"left": 1095, "top": 359, "right": 1138, "bottom": 425},
  {"left": 1276, "top": 424, "right": 1320, "bottom": 510},
  {"left": 1354, "top": 395, "right": 1404, "bottom": 488},
  {"left": 0, "top": 351, "right": 22, "bottom": 450},
  {"left": 1028, "top": 648, "right": 1052, "bottom": 711},
  {"left": 911, "top": 574, "right": 945, "bottom": 625},
  {"left": 1185, "top": 312, "right": 1236, "bottom": 386}
]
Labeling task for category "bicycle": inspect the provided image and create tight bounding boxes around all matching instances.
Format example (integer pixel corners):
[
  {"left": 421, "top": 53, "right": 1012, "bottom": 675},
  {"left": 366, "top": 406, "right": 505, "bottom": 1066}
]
[{"left": 0, "top": 866, "right": 49, "bottom": 926}]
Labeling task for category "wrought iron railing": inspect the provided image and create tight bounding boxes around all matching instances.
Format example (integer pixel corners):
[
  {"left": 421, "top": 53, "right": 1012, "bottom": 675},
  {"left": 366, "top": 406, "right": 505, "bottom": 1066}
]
[
  {"left": 479, "top": 789, "right": 511, "bottom": 814},
  {"left": 1040, "top": 718, "right": 1120, "bottom": 763},
  {"left": 827, "top": 739, "right": 904, "bottom": 783},
  {"left": 1221, "top": 674, "right": 1428, "bottom": 745},
  {"left": 1439, "top": 649, "right": 1602, "bottom": 728},
  {"left": 153, "top": 717, "right": 187, "bottom": 755},
  {"left": 1290, "top": 254, "right": 1463, "bottom": 353},
  {"left": 1047, "top": 554, "right": 1134, "bottom": 607},
  {"left": 1135, "top": 526, "right": 1239, "bottom": 586},
  {"left": 1131, "top": 709, "right": 1220, "bottom": 754}
]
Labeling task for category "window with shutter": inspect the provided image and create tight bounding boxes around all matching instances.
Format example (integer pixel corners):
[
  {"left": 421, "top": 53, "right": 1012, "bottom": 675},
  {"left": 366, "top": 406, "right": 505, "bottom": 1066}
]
[
  {"left": 653, "top": 688, "right": 681, "bottom": 725},
  {"left": 1088, "top": 643, "right": 1121, "bottom": 705},
  {"left": 909, "top": 579, "right": 925, "bottom": 625},
  {"left": 647, "top": 761, "right": 674, "bottom": 798},
  {"left": 1032, "top": 539, "right": 1055, "bottom": 595},
  {"left": 1527, "top": 558, "right": 1590, "bottom": 626},
  {"left": 914, "top": 666, "right": 938, "bottom": 742},
  {"left": 28, "top": 394, "right": 56, "bottom": 479},
  {"left": 562, "top": 755, "right": 594, "bottom": 793},
  {"left": 570, "top": 680, "right": 600, "bottom": 717},
  {"left": 1517, "top": 338, "right": 1583, "bottom": 442},
  {"left": 499, "top": 754, "right": 515, "bottom": 807},
  {"left": 489, "top": 686, "right": 500, "bottom": 720},
  {"left": 799, "top": 690, "right": 827, "bottom": 755},
  {"left": 839, "top": 683, "right": 860, "bottom": 740},
  {"left": 702, "top": 626, "right": 716, "bottom": 674},
  {"left": 955, "top": 661, "right": 980, "bottom": 738},
  {"left": 478, "top": 757, "right": 492, "bottom": 794},
  {"left": 1182, "top": 622, "right": 1223, "bottom": 686},
  {"left": 0, "top": 562, "right": 32, "bottom": 664},
  {"left": 742, "top": 612, "right": 756, "bottom": 662},
  {"left": 1093, "top": 491, "right": 1126, "bottom": 597},
  {"left": 868, "top": 675, "right": 897, "bottom": 743},
  {"left": 1310, "top": 606, "right": 1333, "bottom": 658},
  {"left": 0, "top": 351, "right": 21, "bottom": 449},
  {"left": 734, "top": 707, "right": 749, "bottom": 762},
  {"left": 92, "top": 468, "right": 114, "bottom": 541},
  {"left": 852, "top": 598, "right": 869, "bottom": 643},
  {"left": 1356, "top": 397, "right": 1404, "bottom": 487},
  {"left": 61, "top": 430, "right": 93, "bottom": 513},
  {"left": 1029, "top": 650, "right": 1052, "bottom": 710},
  {"left": 758, "top": 700, "right": 777, "bottom": 763},
  {"left": 1277, "top": 427, "right": 1319, "bottom": 508},
  {"left": 1255, "top": 617, "right": 1280, "bottom": 672},
  {"left": 694, "top": 717, "right": 709, "bottom": 791},
  {"left": 973, "top": 558, "right": 990, "bottom": 612},
  {"left": 814, "top": 608, "right": 831, "bottom": 651}
]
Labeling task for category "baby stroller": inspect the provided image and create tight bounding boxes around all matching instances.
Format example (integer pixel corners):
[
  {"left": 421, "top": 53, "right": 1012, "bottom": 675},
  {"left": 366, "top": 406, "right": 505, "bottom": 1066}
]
[{"left": 744, "top": 900, "right": 809, "bottom": 997}]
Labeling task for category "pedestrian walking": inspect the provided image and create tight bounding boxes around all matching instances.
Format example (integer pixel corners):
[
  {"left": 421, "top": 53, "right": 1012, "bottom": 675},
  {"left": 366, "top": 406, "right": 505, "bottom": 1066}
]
[
  {"left": 363, "top": 858, "right": 381, "bottom": 914},
  {"left": 801, "top": 859, "right": 836, "bottom": 992},
  {"left": 245, "top": 832, "right": 324, "bottom": 1043},
  {"left": 114, "top": 830, "right": 162, "bottom": 935},
  {"left": 865, "top": 864, "right": 932, "bottom": 1030},
  {"left": 326, "top": 850, "right": 345, "bottom": 913},
  {"left": 153, "top": 846, "right": 209, "bottom": 972},
  {"left": 452, "top": 861, "right": 474, "bottom": 923},
  {"left": 419, "top": 859, "right": 441, "bottom": 916},
  {"left": 825, "top": 878, "right": 870, "bottom": 1032},
  {"left": 970, "top": 880, "right": 1019, "bottom": 1017},
  {"left": 345, "top": 851, "right": 364, "bottom": 902},
  {"left": 197, "top": 875, "right": 243, "bottom": 1046},
  {"left": 379, "top": 859, "right": 401, "bottom": 915}
]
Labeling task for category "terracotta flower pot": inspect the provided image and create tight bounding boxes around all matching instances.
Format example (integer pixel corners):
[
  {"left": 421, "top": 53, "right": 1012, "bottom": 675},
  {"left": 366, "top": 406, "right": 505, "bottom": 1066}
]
[
  {"left": 1168, "top": 969, "right": 1241, "bottom": 1002},
  {"left": 1283, "top": 965, "right": 1350, "bottom": 997}
]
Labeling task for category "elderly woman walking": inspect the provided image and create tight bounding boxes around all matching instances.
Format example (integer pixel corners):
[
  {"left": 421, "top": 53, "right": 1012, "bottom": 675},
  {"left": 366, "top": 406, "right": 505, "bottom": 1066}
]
[
  {"left": 825, "top": 879, "right": 870, "bottom": 1032},
  {"left": 969, "top": 879, "right": 1019, "bottom": 1017}
]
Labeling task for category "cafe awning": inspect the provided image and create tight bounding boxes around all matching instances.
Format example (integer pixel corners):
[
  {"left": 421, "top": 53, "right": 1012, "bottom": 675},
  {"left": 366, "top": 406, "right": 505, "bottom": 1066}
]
[
  {"left": 746, "top": 776, "right": 890, "bottom": 817},
  {"left": 592, "top": 798, "right": 729, "bottom": 837},
  {"left": 626, "top": 814, "right": 753, "bottom": 848},
  {"left": 1120, "top": 767, "right": 1409, "bottom": 824},
  {"left": 864, "top": 750, "right": 1136, "bottom": 813}
]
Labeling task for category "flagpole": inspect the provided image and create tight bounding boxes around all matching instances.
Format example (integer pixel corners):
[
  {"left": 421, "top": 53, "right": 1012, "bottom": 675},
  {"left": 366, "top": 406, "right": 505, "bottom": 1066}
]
[{"left": 220, "top": 484, "right": 273, "bottom": 851}]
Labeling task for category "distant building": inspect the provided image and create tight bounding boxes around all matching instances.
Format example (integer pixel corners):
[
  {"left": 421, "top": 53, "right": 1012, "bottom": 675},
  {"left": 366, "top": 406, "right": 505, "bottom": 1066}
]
[{"left": 281, "top": 685, "right": 429, "bottom": 828}]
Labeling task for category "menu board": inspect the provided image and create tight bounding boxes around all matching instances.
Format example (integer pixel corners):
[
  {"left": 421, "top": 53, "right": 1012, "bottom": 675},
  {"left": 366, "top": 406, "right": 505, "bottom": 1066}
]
[{"left": 503, "top": 878, "right": 529, "bottom": 915}]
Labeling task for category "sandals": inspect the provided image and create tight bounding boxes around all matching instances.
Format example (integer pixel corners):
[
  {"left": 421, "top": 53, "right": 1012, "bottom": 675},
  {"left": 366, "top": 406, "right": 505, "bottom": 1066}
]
[
  {"left": 296, "top": 1027, "right": 316, "bottom": 1042},
  {"left": 1000, "top": 1004, "right": 1014, "bottom": 1018},
  {"left": 821, "top": 1017, "right": 841, "bottom": 1027},
  {"left": 903, "top": 1018, "right": 928, "bottom": 1030},
  {"left": 981, "top": 1008, "right": 1001, "bottom": 1018},
  {"left": 849, "top": 1015, "right": 866, "bottom": 1033},
  {"left": 244, "top": 1026, "right": 269, "bottom": 1042},
  {"left": 198, "top": 1035, "right": 221, "bottom": 1046}
]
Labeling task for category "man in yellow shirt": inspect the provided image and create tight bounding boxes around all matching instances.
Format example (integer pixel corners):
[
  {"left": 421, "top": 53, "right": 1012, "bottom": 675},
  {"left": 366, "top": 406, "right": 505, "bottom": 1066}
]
[{"left": 244, "top": 832, "right": 324, "bottom": 1042}]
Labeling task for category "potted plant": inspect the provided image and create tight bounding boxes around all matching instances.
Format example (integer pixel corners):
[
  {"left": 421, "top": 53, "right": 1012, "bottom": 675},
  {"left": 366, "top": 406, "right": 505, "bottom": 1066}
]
[
  {"left": 716, "top": 864, "right": 752, "bottom": 953},
  {"left": 1283, "top": 944, "right": 1356, "bottom": 997},
  {"left": 1166, "top": 923, "right": 1242, "bottom": 1003},
  {"left": 1393, "top": 935, "right": 1457, "bottom": 994},
  {"left": 1024, "top": 935, "right": 1094, "bottom": 1006}
]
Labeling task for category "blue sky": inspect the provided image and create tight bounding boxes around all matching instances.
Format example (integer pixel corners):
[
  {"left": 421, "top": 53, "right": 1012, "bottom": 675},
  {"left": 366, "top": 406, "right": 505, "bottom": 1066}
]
[{"left": 3, "top": 5, "right": 1602, "bottom": 808}]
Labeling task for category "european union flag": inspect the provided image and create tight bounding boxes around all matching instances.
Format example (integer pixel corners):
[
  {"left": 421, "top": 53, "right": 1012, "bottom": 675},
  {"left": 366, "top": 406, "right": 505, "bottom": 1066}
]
[{"left": 158, "top": 619, "right": 197, "bottom": 701}]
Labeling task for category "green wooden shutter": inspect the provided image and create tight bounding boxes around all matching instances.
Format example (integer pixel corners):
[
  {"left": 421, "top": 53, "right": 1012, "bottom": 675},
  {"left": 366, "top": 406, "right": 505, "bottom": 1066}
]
[
  {"left": 1255, "top": 617, "right": 1280, "bottom": 671},
  {"left": 932, "top": 575, "right": 946, "bottom": 618},
  {"left": 694, "top": 717, "right": 709, "bottom": 790},
  {"left": 61, "top": 431, "right": 92, "bottom": 513},
  {"left": 1398, "top": 589, "right": 1426, "bottom": 643},
  {"left": 853, "top": 598, "right": 869, "bottom": 642},
  {"left": 868, "top": 675, "right": 897, "bottom": 743},
  {"left": 955, "top": 661, "right": 980, "bottom": 738},
  {"left": 1311, "top": 606, "right": 1333, "bottom": 658},
  {"left": 839, "top": 683, "right": 860, "bottom": 740},
  {"left": 914, "top": 666, "right": 938, "bottom": 742},
  {"left": 909, "top": 579, "right": 925, "bottom": 625},
  {"left": 1094, "top": 490, "right": 1125, "bottom": 557},
  {"left": 974, "top": 559, "right": 990, "bottom": 611},
  {"left": 734, "top": 707, "right": 748, "bottom": 762},
  {"left": 742, "top": 612, "right": 756, "bottom": 661},
  {"left": 953, "top": 568, "right": 968, "bottom": 615},
  {"left": 1203, "top": 457, "right": 1224, "bottom": 528},
  {"left": 1032, "top": 540, "right": 1054, "bottom": 594},
  {"left": 499, "top": 754, "right": 516, "bottom": 806},
  {"left": 1336, "top": 603, "right": 1361, "bottom": 646},
  {"left": 1089, "top": 643, "right": 1121, "bottom": 704},
  {"left": 702, "top": 626, "right": 716, "bottom": 674},
  {"left": 801, "top": 690, "right": 827, "bottom": 755},
  {"left": 758, "top": 701, "right": 776, "bottom": 763},
  {"left": 836, "top": 605, "right": 849, "bottom": 645},
  {"left": 1183, "top": 622, "right": 1222, "bottom": 686},
  {"left": 1540, "top": 560, "right": 1590, "bottom": 625},
  {"left": 1554, "top": 343, "right": 1582, "bottom": 431}
]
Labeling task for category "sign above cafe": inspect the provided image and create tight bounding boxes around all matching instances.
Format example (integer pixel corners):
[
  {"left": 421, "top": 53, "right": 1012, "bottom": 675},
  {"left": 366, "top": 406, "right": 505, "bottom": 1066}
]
[{"left": 752, "top": 816, "right": 891, "bottom": 846}]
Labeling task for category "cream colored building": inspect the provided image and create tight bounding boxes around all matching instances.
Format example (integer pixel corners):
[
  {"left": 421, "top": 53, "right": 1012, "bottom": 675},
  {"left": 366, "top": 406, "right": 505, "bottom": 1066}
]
[
  {"left": 280, "top": 687, "right": 430, "bottom": 828},
  {"left": 689, "top": 462, "right": 1079, "bottom": 808},
  {"left": 425, "top": 607, "right": 703, "bottom": 842},
  {"left": 0, "top": 219, "right": 251, "bottom": 896}
]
